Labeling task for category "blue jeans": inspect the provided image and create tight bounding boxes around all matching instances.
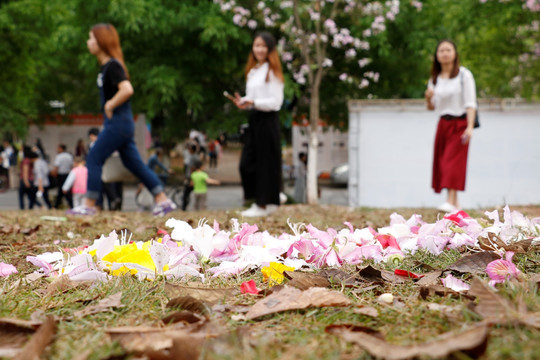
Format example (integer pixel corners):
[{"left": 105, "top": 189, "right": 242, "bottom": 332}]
[{"left": 86, "top": 118, "right": 163, "bottom": 200}]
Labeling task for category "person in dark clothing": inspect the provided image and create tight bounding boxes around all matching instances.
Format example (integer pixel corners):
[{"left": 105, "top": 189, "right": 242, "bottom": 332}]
[
  {"left": 230, "top": 32, "right": 284, "bottom": 217},
  {"left": 68, "top": 23, "right": 175, "bottom": 216}
]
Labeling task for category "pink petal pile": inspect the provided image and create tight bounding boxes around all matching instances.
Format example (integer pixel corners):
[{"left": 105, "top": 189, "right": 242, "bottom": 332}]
[{"left": 24, "top": 206, "right": 539, "bottom": 282}]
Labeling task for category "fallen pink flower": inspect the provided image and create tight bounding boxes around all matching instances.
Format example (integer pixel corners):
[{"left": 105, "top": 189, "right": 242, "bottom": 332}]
[
  {"left": 394, "top": 269, "right": 424, "bottom": 279},
  {"left": 240, "top": 279, "right": 261, "bottom": 294},
  {"left": 0, "top": 262, "right": 17, "bottom": 277},
  {"left": 486, "top": 251, "right": 522, "bottom": 286},
  {"left": 444, "top": 210, "right": 471, "bottom": 226},
  {"left": 376, "top": 234, "right": 401, "bottom": 250},
  {"left": 441, "top": 274, "right": 470, "bottom": 292}
]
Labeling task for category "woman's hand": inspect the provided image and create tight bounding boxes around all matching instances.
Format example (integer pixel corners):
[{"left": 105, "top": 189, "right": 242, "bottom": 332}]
[
  {"left": 424, "top": 88, "right": 435, "bottom": 110},
  {"left": 233, "top": 92, "right": 253, "bottom": 110},
  {"left": 461, "top": 127, "right": 473, "bottom": 144},
  {"left": 104, "top": 101, "right": 114, "bottom": 119}
]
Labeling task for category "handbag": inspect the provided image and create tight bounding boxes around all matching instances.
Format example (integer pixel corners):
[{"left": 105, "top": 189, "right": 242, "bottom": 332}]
[
  {"left": 101, "top": 152, "right": 135, "bottom": 183},
  {"left": 460, "top": 69, "right": 480, "bottom": 129}
]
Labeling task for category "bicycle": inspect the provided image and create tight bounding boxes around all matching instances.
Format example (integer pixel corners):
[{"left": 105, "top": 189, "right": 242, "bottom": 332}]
[{"left": 134, "top": 175, "right": 184, "bottom": 210}]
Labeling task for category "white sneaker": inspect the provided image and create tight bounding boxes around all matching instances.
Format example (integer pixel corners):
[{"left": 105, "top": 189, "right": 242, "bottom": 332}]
[
  {"left": 241, "top": 205, "right": 270, "bottom": 217},
  {"left": 437, "top": 202, "right": 456, "bottom": 213}
]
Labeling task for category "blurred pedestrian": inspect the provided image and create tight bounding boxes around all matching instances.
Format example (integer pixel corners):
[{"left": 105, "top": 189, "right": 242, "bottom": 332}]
[
  {"left": 190, "top": 159, "right": 220, "bottom": 211},
  {"left": 62, "top": 156, "right": 88, "bottom": 208},
  {"left": 293, "top": 152, "right": 307, "bottom": 204},
  {"left": 52, "top": 144, "right": 74, "bottom": 209},
  {"left": 18, "top": 147, "right": 37, "bottom": 210},
  {"left": 148, "top": 147, "right": 173, "bottom": 185},
  {"left": 208, "top": 138, "right": 220, "bottom": 169},
  {"left": 425, "top": 39, "right": 477, "bottom": 212},
  {"left": 181, "top": 143, "right": 200, "bottom": 211},
  {"left": 68, "top": 23, "right": 175, "bottom": 216},
  {"left": 75, "top": 138, "right": 87, "bottom": 158},
  {"left": 33, "top": 149, "right": 52, "bottom": 209},
  {"left": 230, "top": 31, "right": 284, "bottom": 217}
]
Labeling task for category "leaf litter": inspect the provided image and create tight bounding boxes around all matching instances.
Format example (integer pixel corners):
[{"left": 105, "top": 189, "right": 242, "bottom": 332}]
[{"left": 1, "top": 205, "right": 540, "bottom": 359}]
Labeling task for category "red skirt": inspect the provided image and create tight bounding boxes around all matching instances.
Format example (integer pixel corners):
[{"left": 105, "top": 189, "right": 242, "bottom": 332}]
[{"left": 432, "top": 116, "right": 469, "bottom": 193}]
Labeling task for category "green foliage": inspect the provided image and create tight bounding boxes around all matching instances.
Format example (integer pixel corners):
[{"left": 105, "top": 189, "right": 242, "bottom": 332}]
[{"left": 0, "top": 0, "right": 537, "bottom": 140}]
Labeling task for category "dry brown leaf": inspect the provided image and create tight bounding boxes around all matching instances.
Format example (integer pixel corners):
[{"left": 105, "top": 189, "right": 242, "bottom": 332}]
[
  {"left": 46, "top": 275, "right": 90, "bottom": 296},
  {"left": 320, "top": 269, "right": 357, "bottom": 286},
  {"left": 415, "top": 270, "right": 443, "bottom": 286},
  {"left": 245, "top": 286, "right": 351, "bottom": 320},
  {"left": 164, "top": 283, "right": 236, "bottom": 304},
  {"left": 329, "top": 322, "right": 489, "bottom": 360},
  {"left": 419, "top": 285, "right": 474, "bottom": 300},
  {"left": 468, "top": 277, "right": 517, "bottom": 323},
  {"left": 468, "top": 277, "right": 540, "bottom": 329},
  {"left": 479, "top": 235, "right": 532, "bottom": 253},
  {"left": 211, "top": 304, "right": 251, "bottom": 314},
  {"left": 353, "top": 306, "right": 379, "bottom": 317},
  {"left": 166, "top": 296, "right": 210, "bottom": 316},
  {"left": 357, "top": 265, "right": 384, "bottom": 282},
  {"left": 162, "top": 311, "right": 204, "bottom": 325},
  {"left": 283, "top": 271, "right": 330, "bottom": 290},
  {"left": 448, "top": 251, "right": 500, "bottom": 274},
  {"left": 73, "top": 292, "right": 124, "bottom": 318},
  {"left": 107, "top": 322, "right": 221, "bottom": 357},
  {"left": 13, "top": 316, "right": 56, "bottom": 360},
  {"left": 0, "top": 318, "right": 41, "bottom": 357},
  {"left": 380, "top": 270, "right": 408, "bottom": 284}
]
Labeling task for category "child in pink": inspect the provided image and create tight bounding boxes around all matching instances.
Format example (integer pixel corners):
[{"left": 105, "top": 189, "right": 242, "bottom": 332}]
[{"left": 62, "top": 157, "right": 88, "bottom": 208}]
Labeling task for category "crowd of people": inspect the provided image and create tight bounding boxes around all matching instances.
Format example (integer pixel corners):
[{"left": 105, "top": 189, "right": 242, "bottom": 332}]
[{"left": 1, "top": 23, "right": 476, "bottom": 217}]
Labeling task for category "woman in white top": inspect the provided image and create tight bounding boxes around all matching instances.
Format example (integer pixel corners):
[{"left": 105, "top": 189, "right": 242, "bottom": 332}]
[
  {"left": 232, "top": 32, "right": 284, "bottom": 217},
  {"left": 425, "top": 40, "right": 477, "bottom": 212}
]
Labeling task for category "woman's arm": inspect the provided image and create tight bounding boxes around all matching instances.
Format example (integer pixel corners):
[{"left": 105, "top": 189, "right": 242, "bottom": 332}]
[
  {"left": 22, "top": 163, "right": 30, "bottom": 187},
  {"left": 104, "top": 80, "right": 134, "bottom": 118},
  {"left": 424, "top": 88, "right": 435, "bottom": 111}
]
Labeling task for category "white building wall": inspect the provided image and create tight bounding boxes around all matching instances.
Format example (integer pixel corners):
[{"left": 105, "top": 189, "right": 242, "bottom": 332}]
[
  {"left": 292, "top": 124, "right": 348, "bottom": 174},
  {"left": 348, "top": 99, "right": 540, "bottom": 208},
  {"left": 27, "top": 114, "right": 148, "bottom": 162}
]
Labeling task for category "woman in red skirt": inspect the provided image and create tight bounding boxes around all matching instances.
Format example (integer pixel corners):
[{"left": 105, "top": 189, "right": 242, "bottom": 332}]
[{"left": 424, "top": 40, "right": 477, "bottom": 212}]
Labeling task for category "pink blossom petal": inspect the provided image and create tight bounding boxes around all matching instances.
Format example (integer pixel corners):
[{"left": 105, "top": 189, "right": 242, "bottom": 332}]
[
  {"left": 240, "top": 279, "right": 261, "bottom": 294},
  {"left": 0, "top": 262, "right": 18, "bottom": 277},
  {"left": 376, "top": 234, "right": 400, "bottom": 250},
  {"left": 441, "top": 274, "right": 470, "bottom": 292},
  {"left": 486, "top": 251, "right": 521, "bottom": 285},
  {"left": 394, "top": 269, "right": 423, "bottom": 279}
]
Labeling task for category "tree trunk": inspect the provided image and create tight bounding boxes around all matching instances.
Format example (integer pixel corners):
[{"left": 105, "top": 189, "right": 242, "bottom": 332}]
[{"left": 306, "top": 85, "right": 320, "bottom": 205}]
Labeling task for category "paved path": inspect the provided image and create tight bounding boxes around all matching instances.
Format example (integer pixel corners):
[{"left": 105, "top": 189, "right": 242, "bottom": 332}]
[{"left": 0, "top": 184, "right": 347, "bottom": 212}]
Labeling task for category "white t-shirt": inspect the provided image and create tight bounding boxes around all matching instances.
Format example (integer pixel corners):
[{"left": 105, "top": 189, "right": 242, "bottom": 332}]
[
  {"left": 54, "top": 152, "right": 73, "bottom": 175},
  {"left": 427, "top": 66, "right": 477, "bottom": 117},
  {"left": 242, "top": 62, "right": 284, "bottom": 112}
]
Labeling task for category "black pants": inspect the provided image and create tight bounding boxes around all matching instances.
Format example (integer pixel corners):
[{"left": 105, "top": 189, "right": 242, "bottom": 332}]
[
  {"left": 19, "top": 180, "right": 36, "bottom": 210},
  {"left": 239, "top": 110, "right": 281, "bottom": 206},
  {"left": 182, "top": 182, "right": 193, "bottom": 211},
  {"left": 35, "top": 187, "right": 52, "bottom": 209},
  {"left": 54, "top": 174, "right": 73, "bottom": 208}
]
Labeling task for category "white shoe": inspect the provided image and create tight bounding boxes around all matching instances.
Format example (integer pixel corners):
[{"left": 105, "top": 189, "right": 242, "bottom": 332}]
[
  {"left": 241, "top": 205, "right": 270, "bottom": 217},
  {"left": 437, "top": 202, "right": 456, "bottom": 213},
  {"left": 279, "top": 192, "right": 287, "bottom": 204}
]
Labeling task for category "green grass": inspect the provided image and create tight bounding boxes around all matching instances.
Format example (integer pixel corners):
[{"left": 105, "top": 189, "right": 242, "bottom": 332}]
[{"left": 0, "top": 205, "right": 539, "bottom": 359}]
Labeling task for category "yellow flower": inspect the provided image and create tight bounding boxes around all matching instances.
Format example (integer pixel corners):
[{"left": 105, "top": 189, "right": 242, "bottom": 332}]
[
  {"left": 102, "top": 243, "right": 139, "bottom": 264},
  {"left": 261, "top": 262, "right": 295, "bottom": 286}
]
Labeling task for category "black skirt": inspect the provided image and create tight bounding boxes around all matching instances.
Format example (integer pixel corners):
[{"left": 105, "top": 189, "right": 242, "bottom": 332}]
[{"left": 239, "top": 110, "right": 281, "bottom": 205}]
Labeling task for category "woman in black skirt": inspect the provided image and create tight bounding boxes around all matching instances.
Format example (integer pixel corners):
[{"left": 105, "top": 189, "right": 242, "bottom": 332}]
[{"left": 232, "top": 32, "right": 284, "bottom": 217}]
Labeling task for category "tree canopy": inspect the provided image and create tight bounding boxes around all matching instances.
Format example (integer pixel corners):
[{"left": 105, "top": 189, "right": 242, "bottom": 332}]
[{"left": 0, "top": 0, "right": 538, "bottom": 140}]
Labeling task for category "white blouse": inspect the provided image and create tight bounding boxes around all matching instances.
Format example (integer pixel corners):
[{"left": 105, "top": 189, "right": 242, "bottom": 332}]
[
  {"left": 428, "top": 66, "right": 477, "bottom": 116},
  {"left": 242, "top": 62, "right": 284, "bottom": 112}
]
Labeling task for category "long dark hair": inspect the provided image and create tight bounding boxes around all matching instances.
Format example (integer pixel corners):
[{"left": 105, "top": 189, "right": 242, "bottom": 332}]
[
  {"left": 245, "top": 31, "right": 284, "bottom": 83},
  {"left": 91, "top": 23, "right": 130, "bottom": 79},
  {"left": 430, "top": 39, "right": 460, "bottom": 85}
]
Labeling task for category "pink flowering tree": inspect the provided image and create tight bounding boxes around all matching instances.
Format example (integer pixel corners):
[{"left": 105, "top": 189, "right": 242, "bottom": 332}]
[{"left": 215, "top": 0, "right": 399, "bottom": 204}]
